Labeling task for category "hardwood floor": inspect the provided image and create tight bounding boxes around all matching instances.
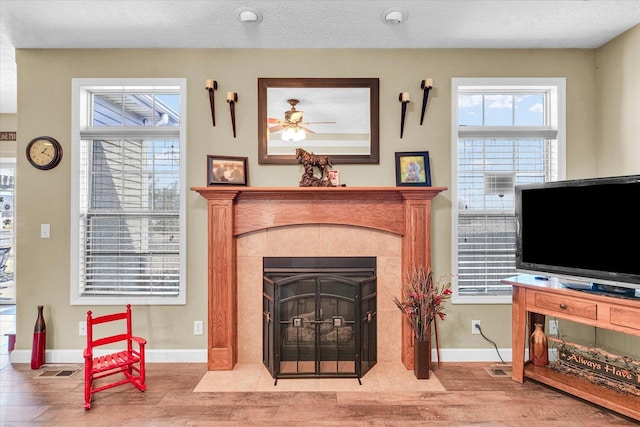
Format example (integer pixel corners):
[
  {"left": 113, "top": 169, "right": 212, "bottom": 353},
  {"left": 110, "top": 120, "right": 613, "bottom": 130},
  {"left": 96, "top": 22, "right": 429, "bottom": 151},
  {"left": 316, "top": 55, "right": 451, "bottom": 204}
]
[{"left": 0, "top": 361, "right": 637, "bottom": 426}]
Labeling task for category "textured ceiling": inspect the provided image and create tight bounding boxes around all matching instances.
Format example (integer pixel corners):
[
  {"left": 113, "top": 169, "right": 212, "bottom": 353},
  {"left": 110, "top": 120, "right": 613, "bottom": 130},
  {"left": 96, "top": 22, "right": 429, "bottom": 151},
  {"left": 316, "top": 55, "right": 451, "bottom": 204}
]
[{"left": 1, "top": 0, "right": 640, "bottom": 113}]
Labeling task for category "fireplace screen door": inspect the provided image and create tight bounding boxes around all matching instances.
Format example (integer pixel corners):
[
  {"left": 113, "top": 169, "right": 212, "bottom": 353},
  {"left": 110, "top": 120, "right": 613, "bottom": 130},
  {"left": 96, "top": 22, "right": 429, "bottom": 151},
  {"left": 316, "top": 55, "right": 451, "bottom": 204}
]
[{"left": 262, "top": 257, "right": 377, "bottom": 383}]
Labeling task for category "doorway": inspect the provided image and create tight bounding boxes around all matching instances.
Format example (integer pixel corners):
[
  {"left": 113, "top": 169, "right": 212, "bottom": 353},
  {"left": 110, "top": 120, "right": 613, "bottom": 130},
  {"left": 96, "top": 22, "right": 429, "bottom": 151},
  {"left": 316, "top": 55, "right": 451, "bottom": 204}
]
[{"left": 0, "top": 158, "right": 15, "bottom": 304}]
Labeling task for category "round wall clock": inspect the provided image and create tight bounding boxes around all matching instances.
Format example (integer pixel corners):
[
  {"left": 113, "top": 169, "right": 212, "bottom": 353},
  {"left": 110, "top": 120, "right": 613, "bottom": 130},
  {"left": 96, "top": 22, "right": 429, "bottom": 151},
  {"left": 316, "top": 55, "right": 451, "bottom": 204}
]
[{"left": 26, "top": 136, "right": 63, "bottom": 170}]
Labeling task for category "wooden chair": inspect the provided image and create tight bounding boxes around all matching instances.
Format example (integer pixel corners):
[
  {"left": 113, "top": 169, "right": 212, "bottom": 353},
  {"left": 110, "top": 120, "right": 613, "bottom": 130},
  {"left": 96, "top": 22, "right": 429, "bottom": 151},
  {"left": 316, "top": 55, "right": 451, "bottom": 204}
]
[{"left": 83, "top": 304, "right": 146, "bottom": 410}]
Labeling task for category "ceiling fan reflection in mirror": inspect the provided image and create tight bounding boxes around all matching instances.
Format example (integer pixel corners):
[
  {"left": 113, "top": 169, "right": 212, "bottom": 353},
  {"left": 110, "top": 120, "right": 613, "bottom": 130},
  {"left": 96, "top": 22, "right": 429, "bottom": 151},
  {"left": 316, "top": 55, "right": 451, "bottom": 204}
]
[{"left": 267, "top": 99, "right": 335, "bottom": 142}]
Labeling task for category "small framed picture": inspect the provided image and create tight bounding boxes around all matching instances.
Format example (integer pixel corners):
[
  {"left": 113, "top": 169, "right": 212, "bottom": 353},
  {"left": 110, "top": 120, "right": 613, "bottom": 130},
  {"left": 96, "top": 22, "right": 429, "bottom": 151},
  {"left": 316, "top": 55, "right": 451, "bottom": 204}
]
[
  {"left": 395, "top": 151, "right": 431, "bottom": 187},
  {"left": 328, "top": 170, "right": 340, "bottom": 186},
  {"left": 207, "top": 155, "right": 248, "bottom": 186}
]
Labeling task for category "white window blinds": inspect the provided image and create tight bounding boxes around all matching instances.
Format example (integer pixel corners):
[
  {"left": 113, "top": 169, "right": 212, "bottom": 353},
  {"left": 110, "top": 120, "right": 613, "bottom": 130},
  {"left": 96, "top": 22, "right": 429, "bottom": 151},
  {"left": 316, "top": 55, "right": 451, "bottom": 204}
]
[
  {"left": 456, "top": 138, "right": 555, "bottom": 297},
  {"left": 79, "top": 137, "right": 180, "bottom": 296}
]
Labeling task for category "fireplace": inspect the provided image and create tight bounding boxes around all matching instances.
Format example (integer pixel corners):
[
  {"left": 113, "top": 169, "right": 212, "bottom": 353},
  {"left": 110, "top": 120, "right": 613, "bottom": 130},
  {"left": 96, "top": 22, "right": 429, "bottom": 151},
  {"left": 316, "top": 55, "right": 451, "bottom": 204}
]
[
  {"left": 263, "top": 256, "right": 377, "bottom": 383},
  {"left": 192, "top": 186, "right": 446, "bottom": 371}
]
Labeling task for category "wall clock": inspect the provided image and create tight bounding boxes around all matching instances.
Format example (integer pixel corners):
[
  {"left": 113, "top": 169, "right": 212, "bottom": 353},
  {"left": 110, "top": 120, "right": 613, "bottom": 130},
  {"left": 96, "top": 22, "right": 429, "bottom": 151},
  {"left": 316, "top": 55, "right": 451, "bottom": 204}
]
[{"left": 26, "top": 136, "right": 63, "bottom": 170}]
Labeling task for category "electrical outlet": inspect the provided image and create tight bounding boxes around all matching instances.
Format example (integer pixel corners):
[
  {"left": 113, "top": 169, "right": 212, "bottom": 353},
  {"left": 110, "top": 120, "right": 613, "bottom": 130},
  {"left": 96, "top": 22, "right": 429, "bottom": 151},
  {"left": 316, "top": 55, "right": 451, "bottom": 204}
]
[
  {"left": 471, "top": 320, "right": 481, "bottom": 335},
  {"left": 194, "top": 320, "right": 204, "bottom": 336},
  {"left": 549, "top": 319, "right": 558, "bottom": 335},
  {"left": 79, "top": 321, "right": 87, "bottom": 336}
]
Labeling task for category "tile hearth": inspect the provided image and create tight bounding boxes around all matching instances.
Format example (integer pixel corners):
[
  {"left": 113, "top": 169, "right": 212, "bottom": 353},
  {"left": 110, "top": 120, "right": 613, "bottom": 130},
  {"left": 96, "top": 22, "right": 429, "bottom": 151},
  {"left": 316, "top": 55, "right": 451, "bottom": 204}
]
[{"left": 193, "top": 362, "right": 445, "bottom": 393}]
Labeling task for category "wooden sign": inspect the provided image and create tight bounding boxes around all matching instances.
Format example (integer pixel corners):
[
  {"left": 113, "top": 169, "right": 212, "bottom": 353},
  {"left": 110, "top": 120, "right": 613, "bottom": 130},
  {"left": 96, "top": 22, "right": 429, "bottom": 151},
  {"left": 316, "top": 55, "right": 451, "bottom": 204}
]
[
  {"left": 558, "top": 344, "right": 640, "bottom": 388},
  {"left": 0, "top": 132, "right": 16, "bottom": 141}
]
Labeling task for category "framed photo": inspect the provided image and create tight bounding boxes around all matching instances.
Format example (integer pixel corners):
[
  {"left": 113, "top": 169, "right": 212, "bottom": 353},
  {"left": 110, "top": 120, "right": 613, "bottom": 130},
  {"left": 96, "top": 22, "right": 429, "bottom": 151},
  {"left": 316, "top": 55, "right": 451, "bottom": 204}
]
[
  {"left": 395, "top": 151, "right": 431, "bottom": 187},
  {"left": 328, "top": 170, "right": 340, "bottom": 186},
  {"left": 207, "top": 155, "right": 248, "bottom": 186}
]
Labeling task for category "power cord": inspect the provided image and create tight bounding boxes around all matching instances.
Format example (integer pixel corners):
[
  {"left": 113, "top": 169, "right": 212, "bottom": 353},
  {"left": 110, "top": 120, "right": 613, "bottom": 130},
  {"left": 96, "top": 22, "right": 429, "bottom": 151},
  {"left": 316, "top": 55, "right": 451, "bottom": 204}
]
[{"left": 475, "top": 323, "right": 505, "bottom": 363}]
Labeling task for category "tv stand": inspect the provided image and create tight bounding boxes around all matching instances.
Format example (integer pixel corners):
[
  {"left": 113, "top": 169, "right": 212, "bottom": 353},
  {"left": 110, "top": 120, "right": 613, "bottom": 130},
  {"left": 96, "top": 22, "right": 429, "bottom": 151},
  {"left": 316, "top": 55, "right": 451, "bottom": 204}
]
[{"left": 503, "top": 275, "right": 640, "bottom": 421}]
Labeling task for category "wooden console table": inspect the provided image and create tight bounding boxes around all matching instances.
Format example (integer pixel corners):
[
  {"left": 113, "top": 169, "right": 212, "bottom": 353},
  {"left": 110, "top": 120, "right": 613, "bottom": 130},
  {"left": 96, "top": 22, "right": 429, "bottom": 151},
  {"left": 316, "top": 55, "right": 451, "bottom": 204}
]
[{"left": 504, "top": 275, "right": 640, "bottom": 421}]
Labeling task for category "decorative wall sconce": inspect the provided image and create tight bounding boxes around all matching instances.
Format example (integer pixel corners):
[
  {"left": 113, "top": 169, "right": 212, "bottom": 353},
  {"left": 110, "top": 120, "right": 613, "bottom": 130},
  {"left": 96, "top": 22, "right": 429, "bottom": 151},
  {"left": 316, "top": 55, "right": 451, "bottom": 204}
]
[
  {"left": 227, "top": 92, "right": 238, "bottom": 138},
  {"left": 205, "top": 79, "right": 217, "bottom": 127},
  {"left": 420, "top": 79, "right": 433, "bottom": 125},
  {"left": 399, "top": 92, "right": 410, "bottom": 138}
]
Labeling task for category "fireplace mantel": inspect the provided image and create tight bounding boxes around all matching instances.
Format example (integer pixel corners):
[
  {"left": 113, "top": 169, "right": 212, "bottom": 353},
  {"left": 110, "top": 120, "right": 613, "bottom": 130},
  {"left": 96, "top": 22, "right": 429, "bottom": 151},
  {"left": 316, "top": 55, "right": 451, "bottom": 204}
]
[{"left": 192, "top": 186, "right": 447, "bottom": 370}]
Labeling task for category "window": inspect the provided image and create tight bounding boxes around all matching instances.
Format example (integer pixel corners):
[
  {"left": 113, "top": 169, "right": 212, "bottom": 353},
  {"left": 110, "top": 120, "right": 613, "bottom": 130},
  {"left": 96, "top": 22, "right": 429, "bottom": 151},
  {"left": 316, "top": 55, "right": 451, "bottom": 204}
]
[
  {"left": 71, "top": 79, "right": 186, "bottom": 305},
  {"left": 451, "top": 78, "right": 565, "bottom": 304}
]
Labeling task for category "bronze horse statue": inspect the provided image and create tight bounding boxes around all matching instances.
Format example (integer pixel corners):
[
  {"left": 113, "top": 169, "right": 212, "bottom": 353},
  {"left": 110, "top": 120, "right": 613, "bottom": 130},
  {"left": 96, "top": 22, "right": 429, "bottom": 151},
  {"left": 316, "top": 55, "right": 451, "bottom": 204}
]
[{"left": 295, "top": 148, "right": 332, "bottom": 180}]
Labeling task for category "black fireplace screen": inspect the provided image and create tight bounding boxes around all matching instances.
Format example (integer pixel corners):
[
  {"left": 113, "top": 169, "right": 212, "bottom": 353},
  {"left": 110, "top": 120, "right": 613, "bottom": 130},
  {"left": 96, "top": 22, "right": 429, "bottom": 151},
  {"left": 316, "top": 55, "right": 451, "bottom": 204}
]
[{"left": 263, "top": 257, "right": 377, "bottom": 384}]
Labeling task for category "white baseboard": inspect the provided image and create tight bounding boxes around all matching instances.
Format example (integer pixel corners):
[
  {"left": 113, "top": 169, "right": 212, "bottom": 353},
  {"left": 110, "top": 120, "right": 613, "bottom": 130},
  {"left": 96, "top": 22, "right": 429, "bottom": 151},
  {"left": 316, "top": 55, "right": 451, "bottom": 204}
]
[
  {"left": 437, "top": 348, "right": 513, "bottom": 363},
  {"left": 9, "top": 349, "right": 208, "bottom": 364},
  {"left": 9, "top": 348, "right": 512, "bottom": 365}
]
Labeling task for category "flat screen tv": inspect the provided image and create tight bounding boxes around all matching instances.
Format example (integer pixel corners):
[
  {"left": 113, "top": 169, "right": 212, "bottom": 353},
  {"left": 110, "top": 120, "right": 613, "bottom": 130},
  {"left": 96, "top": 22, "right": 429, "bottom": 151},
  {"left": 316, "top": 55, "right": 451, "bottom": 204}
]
[{"left": 515, "top": 174, "right": 640, "bottom": 292}]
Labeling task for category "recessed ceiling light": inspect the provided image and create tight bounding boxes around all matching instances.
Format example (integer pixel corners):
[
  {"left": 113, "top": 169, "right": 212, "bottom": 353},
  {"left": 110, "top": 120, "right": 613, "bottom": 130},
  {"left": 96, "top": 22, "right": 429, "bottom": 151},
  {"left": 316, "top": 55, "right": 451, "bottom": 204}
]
[
  {"left": 381, "top": 8, "right": 408, "bottom": 24},
  {"left": 236, "top": 7, "right": 263, "bottom": 23}
]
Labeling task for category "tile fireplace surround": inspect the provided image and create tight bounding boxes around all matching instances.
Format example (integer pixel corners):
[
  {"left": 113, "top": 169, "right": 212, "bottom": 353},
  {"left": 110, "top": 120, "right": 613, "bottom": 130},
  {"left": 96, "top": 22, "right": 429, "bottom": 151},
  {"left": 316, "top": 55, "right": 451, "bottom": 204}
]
[{"left": 192, "top": 186, "right": 446, "bottom": 371}]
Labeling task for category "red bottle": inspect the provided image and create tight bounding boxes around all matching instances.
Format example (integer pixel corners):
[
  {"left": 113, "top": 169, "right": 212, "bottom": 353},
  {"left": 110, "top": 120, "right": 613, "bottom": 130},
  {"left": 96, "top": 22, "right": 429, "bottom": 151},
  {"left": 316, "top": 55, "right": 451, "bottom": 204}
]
[{"left": 31, "top": 305, "right": 46, "bottom": 369}]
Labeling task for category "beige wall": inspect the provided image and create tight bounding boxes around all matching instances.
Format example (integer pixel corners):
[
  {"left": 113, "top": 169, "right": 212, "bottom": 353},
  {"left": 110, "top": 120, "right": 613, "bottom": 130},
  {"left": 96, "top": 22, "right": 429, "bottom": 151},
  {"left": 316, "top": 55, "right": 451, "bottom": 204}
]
[
  {"left": 596, "top": 24, "right": 640, "bottom": 177},
  {"left": 12, "top": 46, "right": 605, "bottom": 356},
  {"left": 557, "top": 23, "right": 640, "bottom": 359}
]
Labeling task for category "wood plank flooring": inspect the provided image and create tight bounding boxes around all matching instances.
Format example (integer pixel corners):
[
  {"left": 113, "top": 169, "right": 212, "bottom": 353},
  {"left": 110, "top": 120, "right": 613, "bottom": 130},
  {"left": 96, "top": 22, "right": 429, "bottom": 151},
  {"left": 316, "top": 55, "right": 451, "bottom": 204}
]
[{"left": 1, "top": 362, "right": 637, "bottom": 426}]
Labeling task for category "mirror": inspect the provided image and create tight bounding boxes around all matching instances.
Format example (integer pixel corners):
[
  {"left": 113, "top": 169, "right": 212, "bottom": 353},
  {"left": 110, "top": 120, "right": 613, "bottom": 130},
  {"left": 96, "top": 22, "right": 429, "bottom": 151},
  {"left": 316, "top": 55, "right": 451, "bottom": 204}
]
[{"left": 258, "top": 78, "right": 379, "bottom": 164}]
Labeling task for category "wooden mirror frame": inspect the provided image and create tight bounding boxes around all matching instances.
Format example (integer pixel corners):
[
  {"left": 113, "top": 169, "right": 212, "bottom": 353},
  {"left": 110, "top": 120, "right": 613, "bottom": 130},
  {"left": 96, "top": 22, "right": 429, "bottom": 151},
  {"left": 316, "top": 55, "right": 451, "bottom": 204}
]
[{"left": 258, "top": 77, "right": 380, "bottom": 164}]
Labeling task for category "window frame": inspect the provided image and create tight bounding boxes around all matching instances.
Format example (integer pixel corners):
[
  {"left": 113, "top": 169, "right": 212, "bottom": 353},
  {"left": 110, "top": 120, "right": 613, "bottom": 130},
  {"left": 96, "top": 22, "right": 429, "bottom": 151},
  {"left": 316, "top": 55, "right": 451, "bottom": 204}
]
[
  {"left": 70, "top": 78, "right": 187, "bottom": 305},
  {"left": 451, "top": 77, "right": 566, "bottom": 304}
]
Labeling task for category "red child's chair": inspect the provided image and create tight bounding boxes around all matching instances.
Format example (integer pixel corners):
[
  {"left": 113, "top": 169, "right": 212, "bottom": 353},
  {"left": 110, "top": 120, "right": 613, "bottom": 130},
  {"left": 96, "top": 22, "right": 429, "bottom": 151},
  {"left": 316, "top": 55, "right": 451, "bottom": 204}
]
[{"left": 83, "top": 304, "right": 146, "bottom": 410}]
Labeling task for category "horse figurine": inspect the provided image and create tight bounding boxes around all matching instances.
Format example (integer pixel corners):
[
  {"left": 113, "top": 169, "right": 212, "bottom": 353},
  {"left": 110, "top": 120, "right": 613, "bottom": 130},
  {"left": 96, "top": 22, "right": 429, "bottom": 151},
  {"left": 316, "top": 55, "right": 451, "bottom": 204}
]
[{"left": 295, "top": 148, "right": 332, "bottom": 182}]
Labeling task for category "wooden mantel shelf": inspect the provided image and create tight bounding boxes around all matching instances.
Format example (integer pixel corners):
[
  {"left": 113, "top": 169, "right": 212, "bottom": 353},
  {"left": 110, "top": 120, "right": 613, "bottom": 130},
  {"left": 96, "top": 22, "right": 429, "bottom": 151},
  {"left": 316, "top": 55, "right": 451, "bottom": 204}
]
[
  {"left": 192, "top": 186, "right": 447, "bottom": 370},
  {"left": 191, "top": 186, "right": 447, "bottom": 196}
]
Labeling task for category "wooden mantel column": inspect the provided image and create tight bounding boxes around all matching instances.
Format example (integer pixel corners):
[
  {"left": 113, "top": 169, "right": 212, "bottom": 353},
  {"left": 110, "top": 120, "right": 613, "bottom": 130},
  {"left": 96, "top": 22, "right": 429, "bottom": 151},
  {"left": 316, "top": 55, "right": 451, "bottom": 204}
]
[
  {"left": 192, "top": 186, "right": 446, "bottom": 371},
  {"left": 204, "top": 190, "right": 239, "bottom": 370},
  {"left": 399, "top": 191, "right": 437, "bottom": 369}
]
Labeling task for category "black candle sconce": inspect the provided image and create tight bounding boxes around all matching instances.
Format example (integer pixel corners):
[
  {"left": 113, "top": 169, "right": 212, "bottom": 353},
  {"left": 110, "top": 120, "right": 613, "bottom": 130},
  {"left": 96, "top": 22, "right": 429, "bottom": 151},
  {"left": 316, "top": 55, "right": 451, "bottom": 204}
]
[
  {"left": 205, "top": 79, "right": 217, "bottom": 127},
  {"left": 399, "top": 92, "right": 410, "bottom": 138},
  {"left": 227, "top": 92, "right": 238, "bottom": 138},
  {"left": 420, "top": 79, "right": 433, "bottom": 125}
]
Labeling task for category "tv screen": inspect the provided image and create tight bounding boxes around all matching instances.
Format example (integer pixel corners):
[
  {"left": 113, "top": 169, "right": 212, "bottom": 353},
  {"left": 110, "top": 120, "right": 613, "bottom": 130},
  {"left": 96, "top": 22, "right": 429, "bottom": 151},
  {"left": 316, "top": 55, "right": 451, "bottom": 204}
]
[{"left": 515, "top": 175, "right": 640, "bottom": 290}]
